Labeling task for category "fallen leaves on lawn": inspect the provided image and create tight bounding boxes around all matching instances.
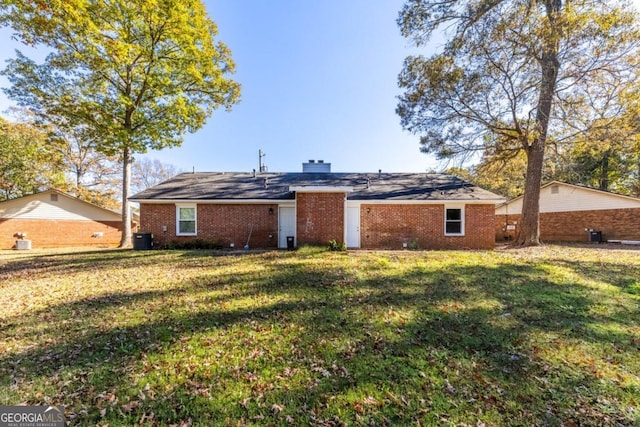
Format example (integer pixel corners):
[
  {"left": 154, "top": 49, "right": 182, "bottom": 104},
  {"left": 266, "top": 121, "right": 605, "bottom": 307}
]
[{"left": 2, "top": 247, "right": 639, "bottom": 426}]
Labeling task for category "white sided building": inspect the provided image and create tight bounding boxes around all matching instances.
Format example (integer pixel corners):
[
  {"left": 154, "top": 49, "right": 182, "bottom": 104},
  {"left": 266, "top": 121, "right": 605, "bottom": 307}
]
[
  {"left": 0, "top": 189, "right": 133, "bottom": 249},
  {"left": 496, "top": 181, "right": 640, "bottom": 243}
]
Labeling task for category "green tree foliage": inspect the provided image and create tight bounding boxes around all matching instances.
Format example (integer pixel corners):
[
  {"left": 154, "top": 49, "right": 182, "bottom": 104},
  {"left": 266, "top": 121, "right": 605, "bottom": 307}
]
[
  {"left": 446, "top": 152, "right": 529, "bottom": 200},
  {"left": 627, "top": 101, "right": 640, "bottom": 196},
  {"left": 0, "top": 117, "right": 66, "bottom": 200},
  {"left": 397, "top": 0, "right": 640, "bottom": 246},
  {"left": 552, "top": 68, "right": 640, "bottom": 195},
  {"left": 1, "top": 0, "right": 240, "bottom": 246}
]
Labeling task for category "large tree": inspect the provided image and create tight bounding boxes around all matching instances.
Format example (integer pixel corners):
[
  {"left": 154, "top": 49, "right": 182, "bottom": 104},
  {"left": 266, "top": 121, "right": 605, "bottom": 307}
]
[
  {"left": 0, "top": 117, "right": 66, "bottom": 200},
  {"left": 397, "top": 0, "right": 640, "bottom": 246},
  {"left": 553, "top": 58, "right": 640, "bottom": 194},
  {"left": 1, "top": 0, "right": 240, "bottom": 247}
]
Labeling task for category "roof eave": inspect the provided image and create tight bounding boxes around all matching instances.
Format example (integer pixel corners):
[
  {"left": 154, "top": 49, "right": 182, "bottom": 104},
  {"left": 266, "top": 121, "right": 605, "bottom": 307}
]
[
  {"left": 130, "top": 198, "right": 290, "bottom": 204},
  {"left": 131, "top": 197, "right": 506, "bottom": 204}
]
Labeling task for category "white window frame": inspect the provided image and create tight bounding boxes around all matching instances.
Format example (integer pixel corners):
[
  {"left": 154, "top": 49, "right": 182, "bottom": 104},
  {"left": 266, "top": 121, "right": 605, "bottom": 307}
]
[
  {"left": 176, "top": 204, "right": 197, "bottom": 236},
  {"left": 444, "top": 204, "right": 465, "bottom": 236}
]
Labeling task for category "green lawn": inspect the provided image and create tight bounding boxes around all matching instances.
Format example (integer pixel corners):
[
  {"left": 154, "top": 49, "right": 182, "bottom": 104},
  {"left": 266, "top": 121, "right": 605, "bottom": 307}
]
[{"left": 1, "top": 246, "right": 639, "bottom": 426}]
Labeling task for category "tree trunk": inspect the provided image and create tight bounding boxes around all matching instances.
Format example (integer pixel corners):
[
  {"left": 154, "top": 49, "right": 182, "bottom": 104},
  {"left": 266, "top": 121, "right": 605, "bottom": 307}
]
[
  {"left": 118, "top": 147, "right": 132, "bottom": 248},
  {"left": 599, "top": 150, "right": 610, "bottom": 191},
  {"left": 516, "top": 144, "right": 545, "bottom": 246},
  {"left": 513, "top": 0, "right": 561, "bottom": 247}
]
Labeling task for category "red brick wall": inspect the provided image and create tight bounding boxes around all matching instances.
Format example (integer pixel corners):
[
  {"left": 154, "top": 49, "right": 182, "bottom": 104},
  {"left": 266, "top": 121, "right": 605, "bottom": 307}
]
[
  {"left": 140, "top": 203, "right": 279, "bottom": 248},
  {"left": 496, "top": 208, "right": 640, "bottom": 242},
  {"left": 0, "top": 218, "right": 124, "bottom": 249},
  {"left": 296, "top": 193, "right": 345, "bottom": 246},
  {"left": 140, "top": 201, "right": 497, "bottom": 250},
  {"left": 360, "top": 204, "right": 495, "bottom": 250}
]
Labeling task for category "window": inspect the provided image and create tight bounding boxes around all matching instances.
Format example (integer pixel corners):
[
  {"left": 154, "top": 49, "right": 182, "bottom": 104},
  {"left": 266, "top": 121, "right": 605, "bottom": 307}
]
[
  {"left": 50, "top": 193, "right": 58, "bottom": 202},
  {"left": 176, "top": 205, "right": 197, "bottom": 235},
  {"left": 444, "top": 206, "right": 464, "bottom": 236}
]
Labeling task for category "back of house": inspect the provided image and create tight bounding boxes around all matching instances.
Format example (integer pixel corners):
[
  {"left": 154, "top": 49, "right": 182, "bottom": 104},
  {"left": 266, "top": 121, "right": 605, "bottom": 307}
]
[{"left": 131, "top": 161, "right": 505, "bottom": 250}]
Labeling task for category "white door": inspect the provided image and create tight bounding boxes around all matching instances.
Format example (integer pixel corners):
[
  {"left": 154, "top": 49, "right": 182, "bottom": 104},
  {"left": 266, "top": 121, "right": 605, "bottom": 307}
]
[
  {"left": 278, "top": 207, "right": 296, "bottom": 248},
  {"left": 346, "top": 206, "right": 360, "bottom": 248}
]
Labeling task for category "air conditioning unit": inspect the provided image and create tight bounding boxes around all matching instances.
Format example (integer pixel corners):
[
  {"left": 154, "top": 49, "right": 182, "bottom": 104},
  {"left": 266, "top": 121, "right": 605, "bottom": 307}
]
[
  {"left": 15, "top": 240, "right": 32, "bottom": 250},
  {"left": 588, "top": 231, "right": 602, "bottom": 243}
]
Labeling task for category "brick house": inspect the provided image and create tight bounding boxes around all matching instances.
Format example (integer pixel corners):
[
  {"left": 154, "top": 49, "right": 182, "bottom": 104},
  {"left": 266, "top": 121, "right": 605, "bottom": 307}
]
[
  {"left": 496, "top": 181, "right": 640, "bottom": 243},
  {"left": 0, "top": 189, "right": 133, "bottom": 249},
  {"left": 131, "top": 161, "right": 504, "bottom": 250}
]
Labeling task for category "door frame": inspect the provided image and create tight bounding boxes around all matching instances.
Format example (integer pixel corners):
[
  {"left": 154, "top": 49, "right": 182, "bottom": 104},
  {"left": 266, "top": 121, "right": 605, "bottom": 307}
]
[
  {"left": 278, "top": 205, "right": 296, "bottom": 248},
  {"left": 346, "top": 203, "right": 361, "bottom": 248}
]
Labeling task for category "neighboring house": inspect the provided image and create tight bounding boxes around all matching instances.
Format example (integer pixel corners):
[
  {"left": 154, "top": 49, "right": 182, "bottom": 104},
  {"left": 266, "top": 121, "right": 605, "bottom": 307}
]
[
  {"left": 496, "top": 181, "right": 640, "bottom": 243},
  {"left": 0, "top": 189, "right": 133, "bottom": 249},
  {"left": 130, "top": 161, "right": 505, "bottom": 250}
]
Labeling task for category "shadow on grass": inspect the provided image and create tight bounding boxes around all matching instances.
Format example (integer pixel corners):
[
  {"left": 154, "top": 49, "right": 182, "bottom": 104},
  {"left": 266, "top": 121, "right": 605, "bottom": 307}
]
[
  {"left": 0, "top": 249, "right": 154, "bottom": 280},
  {"left": 0, "top": 251, "right": 638, "bottom": 425}
]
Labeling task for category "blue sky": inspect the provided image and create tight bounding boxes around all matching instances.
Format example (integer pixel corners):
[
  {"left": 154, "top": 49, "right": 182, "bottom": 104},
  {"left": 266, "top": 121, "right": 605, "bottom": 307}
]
[
  {"left": 170, "top": 0, "right": 435, "bottom": 173},
  {"left": 0, "top": 0, "right": 439, "bottom": 174},
  {"left": 2, "top": 1, "right": 638, "bottom": 174}
]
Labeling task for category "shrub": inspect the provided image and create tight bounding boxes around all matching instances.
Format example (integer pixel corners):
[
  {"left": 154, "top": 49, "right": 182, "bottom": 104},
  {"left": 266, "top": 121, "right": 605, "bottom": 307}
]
[
  {"left": 327, "top": 239, "right": 346, "bottom": 251},
  {"left": 161, "top": 239, "right": 224, "bottom": 250}
]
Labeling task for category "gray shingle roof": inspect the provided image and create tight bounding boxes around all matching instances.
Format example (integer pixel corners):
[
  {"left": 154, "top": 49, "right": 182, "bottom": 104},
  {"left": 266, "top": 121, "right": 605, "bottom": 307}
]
[{"left": 130, "top": 172, "right": 504, "bottom": 202}]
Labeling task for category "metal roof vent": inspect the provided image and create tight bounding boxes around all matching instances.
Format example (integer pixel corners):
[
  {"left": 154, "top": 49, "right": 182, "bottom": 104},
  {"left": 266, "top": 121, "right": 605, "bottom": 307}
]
[{"left": 302, "top": 160, "right": 331, "bottom": 173}]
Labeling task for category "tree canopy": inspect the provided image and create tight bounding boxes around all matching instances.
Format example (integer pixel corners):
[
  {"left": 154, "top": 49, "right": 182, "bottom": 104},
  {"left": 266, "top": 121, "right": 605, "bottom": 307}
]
[
  {"left": 0, "top": 117, "right": 66, "bottom": 200},
  {"left": 1, "top": 0, "right": 240, "bottom": 246},
  {"left": 397, "top": 0, "right": 640, "bottom": 245}
]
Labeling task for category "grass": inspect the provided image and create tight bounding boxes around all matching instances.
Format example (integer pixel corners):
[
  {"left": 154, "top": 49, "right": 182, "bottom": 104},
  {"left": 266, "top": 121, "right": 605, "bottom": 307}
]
[{"left": 0, "top": 245, "right": 639, "bottom": 426}]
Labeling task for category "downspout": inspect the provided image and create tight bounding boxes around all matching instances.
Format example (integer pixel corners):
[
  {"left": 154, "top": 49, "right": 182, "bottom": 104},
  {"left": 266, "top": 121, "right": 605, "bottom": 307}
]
[{"left": 343, "top": 192, "right": 348, "bottom": 246}]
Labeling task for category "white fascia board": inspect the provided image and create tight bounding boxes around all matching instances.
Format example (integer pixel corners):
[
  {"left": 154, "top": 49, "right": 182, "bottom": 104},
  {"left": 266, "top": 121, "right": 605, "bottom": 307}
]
[
  {"left": 131, "top": 197, "right": 505, "bottom": 205},
  {"left": 289, "top": 186, "right": 354, "bottom": 192},
  {"left": 351, "top": 199, "right": 505, "bottom": 205},
  {"left": 130, "top": 199, "right": 287, "bottom": 204}
]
